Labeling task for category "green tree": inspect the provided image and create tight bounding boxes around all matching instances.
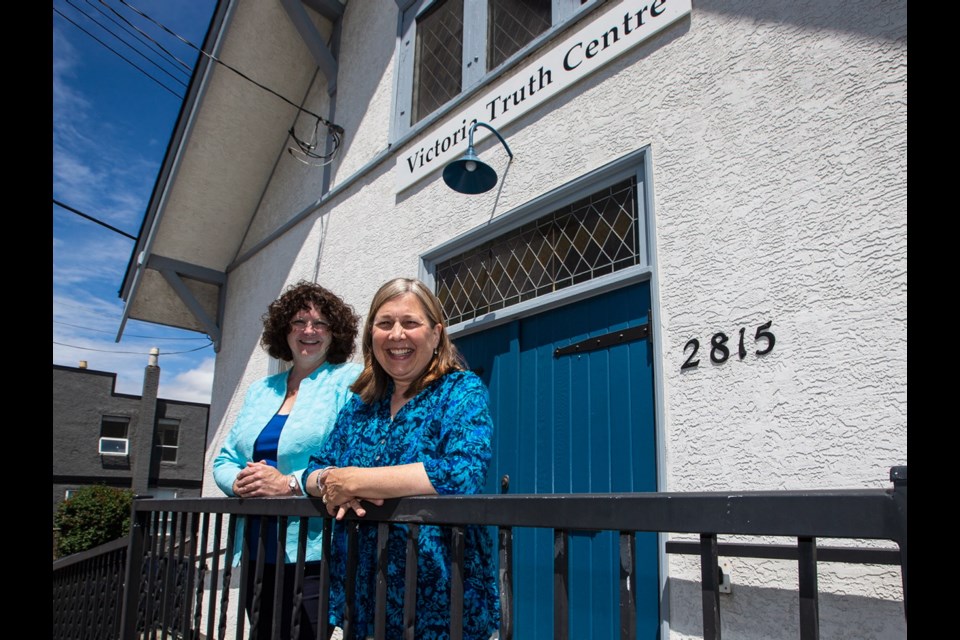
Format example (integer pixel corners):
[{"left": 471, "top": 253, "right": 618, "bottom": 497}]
[{"left": 54, "top": 485, "right": 133, "bottom": 558}]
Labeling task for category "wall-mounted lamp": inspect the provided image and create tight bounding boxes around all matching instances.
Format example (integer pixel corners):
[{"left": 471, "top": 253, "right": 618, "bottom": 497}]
[{"left": 442, "top": 121, "right": 514, "bottom": 194}]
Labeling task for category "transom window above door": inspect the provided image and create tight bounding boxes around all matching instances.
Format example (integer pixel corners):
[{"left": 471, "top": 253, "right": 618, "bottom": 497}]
[{"left": 435, "top": 175, "right": 641, "bottom": 326}]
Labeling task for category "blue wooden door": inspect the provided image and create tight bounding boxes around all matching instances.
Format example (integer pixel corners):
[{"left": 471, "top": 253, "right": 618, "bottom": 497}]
[{"left": 454, "top": 282, "right": 658, "bottom": 639}]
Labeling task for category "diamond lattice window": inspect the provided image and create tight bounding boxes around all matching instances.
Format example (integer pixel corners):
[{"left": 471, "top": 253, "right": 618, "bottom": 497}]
[
  {"left": 412, "top": 0, "right": 464, "bottom": 125},
  {"left": 436, "top": 177, "right": 639, "bottom": 325},
  {"left": 488, "top": 0, "right": 552, "bottom": 69}
]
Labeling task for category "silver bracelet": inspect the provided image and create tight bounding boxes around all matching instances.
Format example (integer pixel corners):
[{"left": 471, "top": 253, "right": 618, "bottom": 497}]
[{"left": 317, "top": 466, "right": 336, "bottom": 493}]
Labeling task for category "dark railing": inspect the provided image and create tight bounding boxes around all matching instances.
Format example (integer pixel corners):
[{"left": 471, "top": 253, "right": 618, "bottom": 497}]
[
  {"left": 52, "top": 536, "right": 128, "bottom": 640},
  {"left": 53, "top": 466, "right": 906, "bottom": 640}
]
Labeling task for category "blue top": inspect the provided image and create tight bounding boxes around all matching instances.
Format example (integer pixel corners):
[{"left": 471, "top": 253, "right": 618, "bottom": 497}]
[
  {"left": 245, "top": 413, "right": 288, "bottom": 562},
  {"left": 304, "top": 370, "right": 499, "bottom": 640},
  {"left": 253, "top": 412, "right": 288, "bottom": 466},
  {"left": 213, "top": 360, "right": 362, "bottom": 563}
]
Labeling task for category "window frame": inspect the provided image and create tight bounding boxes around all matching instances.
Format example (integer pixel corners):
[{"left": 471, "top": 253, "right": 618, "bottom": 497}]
[
  {"left": 391, "top": 0, "right": 601, "bottom": 142},
  {"left": 421, "top": 146, "right": 654, "bottom": 338},
  {"left": 155, "top": 418, "right": 180, "bottom": 464},
  {"left": 100, "top": 415, "right": 130, "bottom": 439},
  {"left": 99, "top": 415, "right": 130, "bottom": 455}
]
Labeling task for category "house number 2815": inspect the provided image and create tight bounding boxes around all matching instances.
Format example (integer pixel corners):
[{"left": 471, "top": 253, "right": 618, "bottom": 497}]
[{"left": 681, "top": 321, "right": 776, "bottom": 370}]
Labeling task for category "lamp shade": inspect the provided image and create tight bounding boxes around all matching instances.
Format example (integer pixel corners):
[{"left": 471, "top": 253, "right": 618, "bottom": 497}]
[{"left": 442, "top": 146, "right": 499, "bottom": 194}]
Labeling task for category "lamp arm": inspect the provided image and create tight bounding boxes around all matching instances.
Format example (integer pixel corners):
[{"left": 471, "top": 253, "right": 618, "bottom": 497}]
[{"left": 468, "top": 121, "right": 514, "bottom": 160}]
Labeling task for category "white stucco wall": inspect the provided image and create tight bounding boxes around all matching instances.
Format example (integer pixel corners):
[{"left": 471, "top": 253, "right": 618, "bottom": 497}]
[{"left": 203, "top": 1, "right": 906, "bottom": 637}]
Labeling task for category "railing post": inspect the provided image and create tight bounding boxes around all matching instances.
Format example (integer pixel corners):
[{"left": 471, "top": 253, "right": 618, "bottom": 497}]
[
  {"left": 498, "top": 526, "right": 514, "bottom": 640},
  {"left": 450, "top": 525, "right": 465, "bottom": 640},
  {"left": 196, "top": 512, "right": 213, "bottom": 640},
  {"left": 402, "top": 523, "right": 420, "bottom": 640},
  {"left": 159, "top": 511, "right": 177, "bottom": 637},
  {"left": 554, "top": 529, "right": 569, "bottom": 640},
  {"left": 184, "top": 511, "right": 200, "bottom": 638},
  {"left": 343, "top": 520, "right": 359, "bottom": 640},
  {"left": 218, "top": 515, "right": 238, "bottom": 640},
  {"left": 890, "top": 465, "right": 907, "bottom": 622},
  {"left": 700, "top": 533, "right": 721, "bottom": 640},
  {"left": 318, "top": 517, "right": 333, "bottom": 640},
  {"left": 248, "top": 515, "right": 267, "bottom": 639},
  {"left": 272, "top": 516, "right": 289, "bottom": 640},
  {"left": 797, "top": 536, "right": 819, "bottom": 640},
  {"left": 291, "top": 516, "right": 309, "bottom": 640},
  {"left": 619, "top": 531, "right": 637, "bottom": 640},
  {"left": 375, "top": 522, "right": 390, "bottom": 640},
  {"left": 119, "top": 505, "right": 147, "bottom": 640}
]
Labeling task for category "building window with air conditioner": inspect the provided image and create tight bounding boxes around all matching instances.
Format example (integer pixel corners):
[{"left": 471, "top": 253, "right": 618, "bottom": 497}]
[{"left": 99, "top": 416, "right": 130, "bottom": 456}]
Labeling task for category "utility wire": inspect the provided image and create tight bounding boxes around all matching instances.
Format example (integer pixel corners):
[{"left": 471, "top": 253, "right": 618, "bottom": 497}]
[
  {"left": 95, "top": 0, "right": 195, "bottom": 72},
  {"left": 54, "top": 340, "right": 213, "bottom": 355},
  {"left": 53, "top": 198, "right": 138, "bottom": 240},
  {"left": 107, "top": 0, "right": 345, "bottom": 146},
  {"left": 54, "top": 320, "right": 210, "bottom": 340},
  {"left": 53, "top": 7, "right": 184, "bottom": 99},
  {"left": 80, "top": 0, "right": 192, "bottom": 79},
  {"left": 64, "top": 0, "right": 190, "bottom": 88}
]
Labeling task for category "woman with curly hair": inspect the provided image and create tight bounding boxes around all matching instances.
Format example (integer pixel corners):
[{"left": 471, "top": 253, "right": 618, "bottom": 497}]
[{"left": 213, "top": 281, "right": 362, "bottom": 640}]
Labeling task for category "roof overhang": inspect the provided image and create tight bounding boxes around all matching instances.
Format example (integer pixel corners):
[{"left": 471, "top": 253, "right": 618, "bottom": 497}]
[{"left": 118, "top": 0, "right": 346, "bottom": 350}]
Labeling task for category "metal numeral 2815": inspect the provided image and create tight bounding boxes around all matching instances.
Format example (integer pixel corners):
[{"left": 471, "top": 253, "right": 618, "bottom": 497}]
[{"left": 681, "top": 321, "right": 775, "bottom": 370}]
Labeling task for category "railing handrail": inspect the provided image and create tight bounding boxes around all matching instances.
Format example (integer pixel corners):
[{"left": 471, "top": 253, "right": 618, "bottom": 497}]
[
  {"left": 54, "top": 471, "right": 903, "bottom": 640},
  {"left": 130, "top": 485, "right": 905, "bottom": 546},
  {"left": 52, "top": 535, "right": 128, "bottom": 570}
]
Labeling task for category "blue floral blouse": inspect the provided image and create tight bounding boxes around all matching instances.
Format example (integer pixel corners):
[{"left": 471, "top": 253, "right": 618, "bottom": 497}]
[{"left": 304, "top": 370, "right": 499, "bottom": 640}]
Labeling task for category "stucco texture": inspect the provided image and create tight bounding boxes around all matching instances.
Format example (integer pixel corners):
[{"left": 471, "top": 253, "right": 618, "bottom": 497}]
[{"left": 202, "top": 1, "right": 906, "bottom": 637}]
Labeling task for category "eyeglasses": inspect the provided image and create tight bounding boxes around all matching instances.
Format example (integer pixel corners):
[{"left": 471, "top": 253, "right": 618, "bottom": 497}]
[{"left": 290, "top": 318, "right": 331, "bottom": 332}]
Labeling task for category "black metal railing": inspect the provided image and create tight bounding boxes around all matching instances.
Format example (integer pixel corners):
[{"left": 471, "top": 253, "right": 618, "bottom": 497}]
[
  {"left": 53, "top": 466, "right": 906, "bottom": 640},
  {"left": 53, "top": 536, "right": 128, "bottom": 640}
]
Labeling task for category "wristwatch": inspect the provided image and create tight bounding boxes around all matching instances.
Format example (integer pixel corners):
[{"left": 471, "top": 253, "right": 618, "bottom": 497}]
[{"left": 287, "top": 474, "right": 300, "bottom": 494}]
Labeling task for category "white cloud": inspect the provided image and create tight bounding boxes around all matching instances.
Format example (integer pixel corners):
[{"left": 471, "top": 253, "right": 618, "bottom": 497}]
[
  {"left": 53, "top": 290, "right": 214, "bottom": 403},
  {"left": 160, "top": 357, "right": 215, "bottom": 404},
  {"left": 52, "top": 229, "right": 134, "bottom": 287}
]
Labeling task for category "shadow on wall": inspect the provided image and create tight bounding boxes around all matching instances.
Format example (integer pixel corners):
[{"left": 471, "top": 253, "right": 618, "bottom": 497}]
[
  {"left": 694, "top": 0, "right": 905, "bottom": 40},
  {"left": 667, "top": 577, "right": 906, "bottom": 640}
]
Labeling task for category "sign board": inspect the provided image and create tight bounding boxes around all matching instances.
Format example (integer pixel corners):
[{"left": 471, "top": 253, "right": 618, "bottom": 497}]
[{"left": 395, "top": 0, "right": 692, "bottom": 193}]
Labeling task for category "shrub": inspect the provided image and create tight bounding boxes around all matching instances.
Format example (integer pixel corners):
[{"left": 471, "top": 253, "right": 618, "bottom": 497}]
[{"left": 54, "top": 485, "right": 134, "bottom": 558}]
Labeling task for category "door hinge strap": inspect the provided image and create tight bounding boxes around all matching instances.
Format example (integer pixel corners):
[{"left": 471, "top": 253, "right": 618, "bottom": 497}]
[{"left": 553, "top": 323, "right": 650, "bottom": 358}]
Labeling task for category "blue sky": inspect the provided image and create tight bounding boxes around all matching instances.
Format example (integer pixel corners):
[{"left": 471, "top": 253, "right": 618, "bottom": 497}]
[{"left": 53, "top": 0, "right": 218, "bottom": 403}]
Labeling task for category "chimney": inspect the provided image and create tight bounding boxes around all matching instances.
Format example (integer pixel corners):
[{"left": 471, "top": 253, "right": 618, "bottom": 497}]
[
  {"left": 130, "top": 348, "right": 161, "bottom": 495},
  {"left": 78, "top": 360, "right": 88, "bottom": 369}
]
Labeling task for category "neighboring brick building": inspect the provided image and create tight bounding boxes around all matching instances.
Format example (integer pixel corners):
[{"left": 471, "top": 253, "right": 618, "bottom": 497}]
[{"left": 52, "top": 350, "right": 210, "bottom": 518}]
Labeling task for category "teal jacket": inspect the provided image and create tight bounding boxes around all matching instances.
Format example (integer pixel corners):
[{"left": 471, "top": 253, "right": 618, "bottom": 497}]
[{"left": 213, "top": 361, "right": 361, "bottom": 563}]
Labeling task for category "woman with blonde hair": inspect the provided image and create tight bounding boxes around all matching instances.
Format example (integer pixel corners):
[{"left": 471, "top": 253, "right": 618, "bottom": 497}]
[{"left": 304, "top": 277, "right": 499, "bottom": 639}]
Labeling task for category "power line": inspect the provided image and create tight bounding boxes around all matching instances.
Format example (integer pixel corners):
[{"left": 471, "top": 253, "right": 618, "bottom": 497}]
[
  {"left": 53, "top": 198, "right": 138, "bottom": 240},
  {"left": 110, "top": 0, "right": 344, "bottom": 158},
  {"left": 54, "top": 340, "right": 214, "bottom": 355},
  {"left": 95, "top": 0, "right": 196, "bottom": 73},
  {"left": 60, "top": 0, "right": 343, "bottom": 163},
  {"left": 54, "top": 6, "right": 184, "bottom": 100},
  {"left": 63, "top": 0, "right": 190, "bottom": 88},
  {"left": 79, "top": 0, "right": 193, "bottom": 79},
  {"left": 54, "top": 320, "right": 210, "bottom": 340}
]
